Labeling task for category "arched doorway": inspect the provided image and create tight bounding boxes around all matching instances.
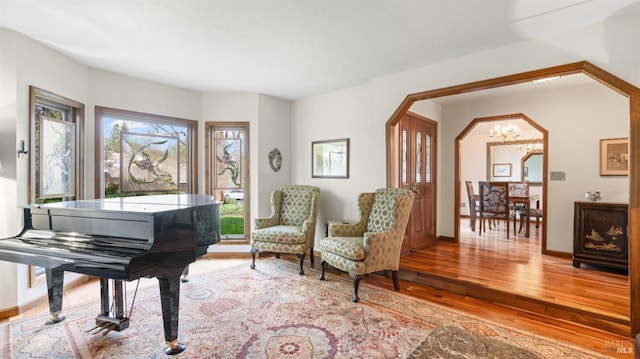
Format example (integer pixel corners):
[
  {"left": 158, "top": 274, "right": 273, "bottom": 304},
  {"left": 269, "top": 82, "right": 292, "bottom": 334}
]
[
  {"left": 385, "top": 61, "right": 640, "bottom": 336},
  {"left": 457, "top": 113, "right": 548, "bottom": 249}
]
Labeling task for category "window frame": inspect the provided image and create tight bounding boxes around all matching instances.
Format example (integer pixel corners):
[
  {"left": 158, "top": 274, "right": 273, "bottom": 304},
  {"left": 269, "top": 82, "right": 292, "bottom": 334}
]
[
  {"left": 95, "top": 106, "right": 199, "bottom": 197},
  {"left": 205, "top": 121, "right": 250, "bottom": 244},
  {"left": 29, "top": 86, "right": 85, "bottom": 203},
  {"left": 28, "top": 86, "right": 85, "bottom": 287}
]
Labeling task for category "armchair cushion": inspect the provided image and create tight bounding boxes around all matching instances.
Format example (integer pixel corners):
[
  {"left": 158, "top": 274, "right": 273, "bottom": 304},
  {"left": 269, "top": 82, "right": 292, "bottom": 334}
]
[
  {"left": 251, "top": 225, "right": 308, "bottom": 244},
  {"left": 321, "top": 236, "right": 365, "bottom": 261},
  {"left": 321, "top": 248, "right": 364, "bottom": 275}
]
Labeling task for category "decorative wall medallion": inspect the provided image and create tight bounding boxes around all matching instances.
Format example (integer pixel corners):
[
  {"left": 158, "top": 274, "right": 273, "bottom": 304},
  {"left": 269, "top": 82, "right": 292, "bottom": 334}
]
[{"left": 269, "top": 148, "right": 282, "bottom": 172}]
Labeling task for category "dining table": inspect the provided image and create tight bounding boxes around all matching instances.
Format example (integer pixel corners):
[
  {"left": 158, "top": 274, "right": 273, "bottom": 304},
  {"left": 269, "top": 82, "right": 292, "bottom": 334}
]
[{"left": 510, "top": 193, "right": 541, "bottom": 237}]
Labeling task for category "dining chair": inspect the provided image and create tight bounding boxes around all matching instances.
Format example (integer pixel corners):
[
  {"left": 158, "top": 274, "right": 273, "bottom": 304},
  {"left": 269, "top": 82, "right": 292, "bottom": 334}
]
[
  {"left": 465, "top": 181, "right": 480, "bottom": 232},
  {"left": 508, "top": 181, "right": 528, "bottom": 197},
  {"left": 519, "top": 207, "right": 543, "bottom": 233},
  {"left": 466, "top": 181, "right": 497, "bottom": 232},
  {"left": 508, "top": 181, "right": 543, "bottom": 235},
  {"left": 508, "top": 181, "right": 529, "bottom": 234},
  {"left": 478, "top": 181, "right": 513, "bottom": 238}
]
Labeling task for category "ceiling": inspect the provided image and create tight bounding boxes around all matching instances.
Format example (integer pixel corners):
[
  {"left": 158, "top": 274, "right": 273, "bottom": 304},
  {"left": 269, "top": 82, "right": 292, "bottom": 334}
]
[{"left": 2, "top": 0, "right": 640, "bottom": 100}]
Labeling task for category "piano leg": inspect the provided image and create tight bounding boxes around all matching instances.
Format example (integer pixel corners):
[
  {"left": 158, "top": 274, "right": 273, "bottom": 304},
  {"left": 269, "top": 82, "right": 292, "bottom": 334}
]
[
  {"left": 180, "top": 266, "right": 189, "bottom": 283},
  {"left": 158, "top": 275, "right": 186, "bottom": 355},
  {"left": 44, "top": 269, "right": 65, "bottom": 325}
]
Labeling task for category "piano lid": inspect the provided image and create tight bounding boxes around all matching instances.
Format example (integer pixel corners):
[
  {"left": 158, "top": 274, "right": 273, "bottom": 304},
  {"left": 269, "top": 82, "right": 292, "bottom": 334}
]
[
  {"left": 24, "top": 194, "right": 221, "bottom": 244},
  {"left": 29, "top": 194, "right": 220, "bottom": 215}
]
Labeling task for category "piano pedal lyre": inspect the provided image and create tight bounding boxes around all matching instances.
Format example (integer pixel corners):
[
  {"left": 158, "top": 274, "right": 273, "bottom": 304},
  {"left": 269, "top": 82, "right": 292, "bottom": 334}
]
[
  {"left": 95, "top": 314, "right": 130, "bottom": 332},
  {"left": 85, "top": 325, "right": 103, "bottom": 335}
]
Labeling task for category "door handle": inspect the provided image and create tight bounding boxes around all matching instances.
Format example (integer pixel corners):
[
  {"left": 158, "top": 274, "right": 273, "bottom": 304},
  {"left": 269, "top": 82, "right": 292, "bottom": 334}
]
[{"left": 411, "top": 183, "right": 418, "bottom": 193}]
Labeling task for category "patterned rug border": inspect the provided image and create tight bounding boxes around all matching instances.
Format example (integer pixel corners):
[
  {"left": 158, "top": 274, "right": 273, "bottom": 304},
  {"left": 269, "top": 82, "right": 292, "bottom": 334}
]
[{"left": 0, "top": 258, "right": 613, "bottom": 358}]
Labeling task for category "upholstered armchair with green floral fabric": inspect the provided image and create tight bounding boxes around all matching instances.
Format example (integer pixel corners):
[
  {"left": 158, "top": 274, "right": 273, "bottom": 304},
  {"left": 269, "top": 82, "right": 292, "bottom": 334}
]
[
  {"left": 250, "top": 185, "right": 320, "bottom": 275},
  {"left": 319, "top": 188, "right": 414, "bottom": 302}
]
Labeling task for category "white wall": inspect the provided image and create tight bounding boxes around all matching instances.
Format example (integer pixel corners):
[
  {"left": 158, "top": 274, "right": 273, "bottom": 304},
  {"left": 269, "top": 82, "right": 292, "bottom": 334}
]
[
  {"left": 292, "top": 84, "right": 378, "bottom": 238},
  {"left": 256, "top": 94, "right": 292, "bottom": 216},
  {"left": 0, "top": 28, "right": 20, "bottom": 310},
  {"left": 290, "top": 12, "right": 640, "bottom": 251}
]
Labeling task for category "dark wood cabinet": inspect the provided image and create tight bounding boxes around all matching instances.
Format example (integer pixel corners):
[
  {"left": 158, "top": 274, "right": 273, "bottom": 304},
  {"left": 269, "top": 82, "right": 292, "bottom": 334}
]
[{"left": 573, "top": 201, "right": 628, "bottom": 271}]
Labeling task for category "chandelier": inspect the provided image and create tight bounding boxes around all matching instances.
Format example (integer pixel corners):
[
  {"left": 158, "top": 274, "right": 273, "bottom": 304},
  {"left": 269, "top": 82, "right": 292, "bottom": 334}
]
[
  {"left": 489, "top": 123, "right": 520, "bottom": 143},
  {"left": 519, "top": 142, "right": 543, "bottom": 153}
]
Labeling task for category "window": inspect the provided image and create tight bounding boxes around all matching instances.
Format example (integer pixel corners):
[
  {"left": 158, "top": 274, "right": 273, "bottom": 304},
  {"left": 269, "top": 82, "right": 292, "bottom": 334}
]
[
  {"left": 206, "top": 122, "right": 250, "bottom": 242},
  {"left": 28, "top": 86, "right": 85, "bottom": 286},
  {"left": 30, "top": 87, "right": 84, "bottom": 203},
  {"left": 95, "top": 107, "right": 198, "bottom": 197}
]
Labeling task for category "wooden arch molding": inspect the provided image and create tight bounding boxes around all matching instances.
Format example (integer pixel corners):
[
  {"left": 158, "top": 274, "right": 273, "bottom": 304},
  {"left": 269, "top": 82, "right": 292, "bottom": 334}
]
[
  {"left": 384, "top": 61, "right": 640, "bottom": 336},
  {"left": 460, "top": 113, "right": 549, "bottom": 251}
]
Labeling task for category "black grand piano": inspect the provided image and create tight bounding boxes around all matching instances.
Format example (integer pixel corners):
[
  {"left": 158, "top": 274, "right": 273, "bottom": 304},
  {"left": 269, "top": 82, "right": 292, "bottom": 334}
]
[{"left": 0, "top": 194, "right": 220, "bottom": 355}]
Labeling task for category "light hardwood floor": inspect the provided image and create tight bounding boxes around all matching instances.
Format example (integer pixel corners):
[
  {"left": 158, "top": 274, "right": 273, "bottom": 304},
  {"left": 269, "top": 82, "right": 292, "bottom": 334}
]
[
  {"left": 383, "top": 217, "right": 634, "bottom": 358},
  {"left": 400, "top": 218, "right": 629, "bottom": 333}
]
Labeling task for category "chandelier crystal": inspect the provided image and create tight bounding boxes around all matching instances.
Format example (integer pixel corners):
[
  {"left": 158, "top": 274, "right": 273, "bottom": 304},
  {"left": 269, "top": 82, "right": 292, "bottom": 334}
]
[
  {"left": 519, "top": 143, "right": 543, "bottom": 153},
  {"left": 489, "top": 123, "right": 520, "bottom": 143}
]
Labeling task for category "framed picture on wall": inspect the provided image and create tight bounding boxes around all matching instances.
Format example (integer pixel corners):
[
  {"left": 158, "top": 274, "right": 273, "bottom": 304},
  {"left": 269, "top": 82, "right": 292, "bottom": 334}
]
[
  {"left": 492, "top": 163, "right": 511, "bottom": 177},
  {"left": 312, "top": 138, "right": 349, "bottom": 178},
  {"left": 600, "top": 137, "right": 628, "bottom": 176}
]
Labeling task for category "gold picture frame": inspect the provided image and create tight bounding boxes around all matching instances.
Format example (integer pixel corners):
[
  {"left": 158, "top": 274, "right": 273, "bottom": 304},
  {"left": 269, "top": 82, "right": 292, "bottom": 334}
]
[{"left": 599, "top": 137, "right": 629, "bottom": 176}]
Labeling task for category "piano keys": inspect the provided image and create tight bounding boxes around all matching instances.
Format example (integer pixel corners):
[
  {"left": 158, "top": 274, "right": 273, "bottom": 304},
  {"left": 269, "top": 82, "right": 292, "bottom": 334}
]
[{"left": 0, "top": 194, "right": 220, "bottom": 355}]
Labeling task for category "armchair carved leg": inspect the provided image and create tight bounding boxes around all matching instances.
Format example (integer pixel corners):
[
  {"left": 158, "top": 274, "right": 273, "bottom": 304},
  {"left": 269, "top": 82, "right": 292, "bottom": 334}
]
[
  {"left": 350, "top": 273, "right": 364, "bottom": 302},
  {"left": 249, "top": 248, "right": 259, "bottom": 269},
  {"left": 296, "top": 253, "right": 306, "bottom": 275},
  {"left": 392, "top": 270, "right": 400, "bottom": 291},
  {"left": 309, "top": 247, "right": 314, "bottom": 264},
  {"left": 319, "top": 260, "right": 328, "bottom": 280}
]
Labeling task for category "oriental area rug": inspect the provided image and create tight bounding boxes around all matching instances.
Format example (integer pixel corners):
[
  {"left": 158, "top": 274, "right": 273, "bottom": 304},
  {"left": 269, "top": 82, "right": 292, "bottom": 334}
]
[{"left": 0, "top": 259, "right": 609, "bottom": 358}]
